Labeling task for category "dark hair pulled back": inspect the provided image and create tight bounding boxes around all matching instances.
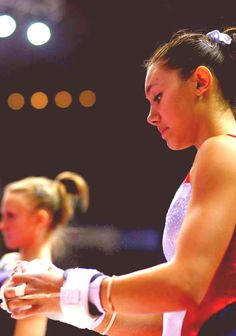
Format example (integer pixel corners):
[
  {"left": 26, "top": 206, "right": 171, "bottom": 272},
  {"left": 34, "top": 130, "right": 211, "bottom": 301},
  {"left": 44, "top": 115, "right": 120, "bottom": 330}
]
[{"left": 145, "top": 27, "right": 236, "bottom": 111}]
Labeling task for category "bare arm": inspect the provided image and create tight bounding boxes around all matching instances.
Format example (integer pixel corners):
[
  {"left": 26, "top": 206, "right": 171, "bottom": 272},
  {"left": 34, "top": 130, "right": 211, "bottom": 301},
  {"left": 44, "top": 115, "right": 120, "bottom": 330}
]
[
  {"left": 95, "top": 313, "right": 163, "bottom": 336},
  {"left": 14, "top": 316, "right": 48, "bottom": 336}
]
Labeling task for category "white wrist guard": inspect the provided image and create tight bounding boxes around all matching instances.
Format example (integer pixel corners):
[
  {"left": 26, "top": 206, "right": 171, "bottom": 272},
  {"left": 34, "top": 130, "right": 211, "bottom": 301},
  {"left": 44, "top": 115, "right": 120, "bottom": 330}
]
[{"left": 58, "top": 268, "right": 105, "bottom": 329}]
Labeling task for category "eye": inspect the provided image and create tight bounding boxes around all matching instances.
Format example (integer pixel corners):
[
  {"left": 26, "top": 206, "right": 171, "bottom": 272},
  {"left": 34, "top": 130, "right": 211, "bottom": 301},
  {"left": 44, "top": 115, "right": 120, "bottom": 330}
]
[
  {"left": 153, "top": 93, "right": 162, "bottom": 103},
  {"left": 6, "top": 211, "right": 15, "bottom": 220}
]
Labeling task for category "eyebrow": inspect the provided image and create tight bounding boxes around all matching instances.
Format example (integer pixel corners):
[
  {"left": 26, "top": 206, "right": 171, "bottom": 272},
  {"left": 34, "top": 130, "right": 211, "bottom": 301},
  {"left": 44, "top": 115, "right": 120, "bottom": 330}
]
[{"left": 145, "top": 84, "right": 154, "bottom": 98}]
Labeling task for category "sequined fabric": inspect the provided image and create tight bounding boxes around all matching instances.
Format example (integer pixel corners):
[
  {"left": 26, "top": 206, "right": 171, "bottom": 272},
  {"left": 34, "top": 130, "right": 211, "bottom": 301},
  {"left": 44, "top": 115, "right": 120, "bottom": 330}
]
[
  {"left": 163, "top": 182, "right": 192, "bottom": 261},
  {"left": 162, "top": 181, "right": 192, "bottom": 336}
]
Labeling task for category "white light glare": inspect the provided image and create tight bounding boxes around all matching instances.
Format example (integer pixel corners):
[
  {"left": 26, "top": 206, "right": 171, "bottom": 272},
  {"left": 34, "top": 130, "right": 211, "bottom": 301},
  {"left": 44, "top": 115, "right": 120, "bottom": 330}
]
[
  {"left": 27, "top": 22, "right": 51, "bottom": 46},
  {"left": 0, "top": 14, "right": 16, "bottom": 38}
]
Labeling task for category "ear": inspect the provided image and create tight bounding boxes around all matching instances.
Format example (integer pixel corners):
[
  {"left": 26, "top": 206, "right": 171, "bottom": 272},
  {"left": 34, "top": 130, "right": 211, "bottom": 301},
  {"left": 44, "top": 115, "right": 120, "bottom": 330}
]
[
  {"left": 193, "top": 65, "right": 213, "bottom": 96},
  {"left": 34, "top": 209, "right": 52, "bottom": 230}
]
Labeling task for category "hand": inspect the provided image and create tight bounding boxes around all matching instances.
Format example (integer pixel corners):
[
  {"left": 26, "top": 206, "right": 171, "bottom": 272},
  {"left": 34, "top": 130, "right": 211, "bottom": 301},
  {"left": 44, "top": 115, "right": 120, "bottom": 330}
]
[{"left": 2, "top": 259, "right": 64, "bottom": 319}]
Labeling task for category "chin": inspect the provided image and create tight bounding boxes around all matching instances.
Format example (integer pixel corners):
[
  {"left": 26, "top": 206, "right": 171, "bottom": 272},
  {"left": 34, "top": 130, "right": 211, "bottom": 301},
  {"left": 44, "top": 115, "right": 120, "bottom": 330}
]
[
  {"left": 166, "top": 137, "right": 192, "bottom": 151},
  {"left": 166, "top": 141, "right": 182, "bottom": 151},
  {"left": 4, "top": 240, "right": 18, "bottom": 250}
]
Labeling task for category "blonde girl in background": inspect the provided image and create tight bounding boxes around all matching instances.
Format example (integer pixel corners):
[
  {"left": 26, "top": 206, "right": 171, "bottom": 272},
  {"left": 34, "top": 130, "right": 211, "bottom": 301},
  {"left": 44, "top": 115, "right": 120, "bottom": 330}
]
[{"left": 0, "top": 171, "right": 89, "bottom": 336}]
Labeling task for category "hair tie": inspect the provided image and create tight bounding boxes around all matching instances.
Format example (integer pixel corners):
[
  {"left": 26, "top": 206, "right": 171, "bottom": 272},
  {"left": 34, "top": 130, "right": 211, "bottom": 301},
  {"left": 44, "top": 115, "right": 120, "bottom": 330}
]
[
  {"left": 34, "top": 185, "right": 48, "bottom": 197},
  {"left": 206, "top": 29, "right": 232, "bottom": 46}
]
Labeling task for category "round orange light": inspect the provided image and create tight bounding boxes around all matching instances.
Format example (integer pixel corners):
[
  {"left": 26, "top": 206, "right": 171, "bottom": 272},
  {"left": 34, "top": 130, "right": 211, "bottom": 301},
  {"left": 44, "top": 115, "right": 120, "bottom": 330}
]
[
  {"left": 8, "top": 93, "right": 25, "bottom": 110},
  {"left": 55, "top": 90, "right": 72, "bottom": 108},
  {"left": 79, "top": 90, "right": 96, "bottom": 108},
  {"left": 31, "top": 91, "right": 48, "bottom": 109}
]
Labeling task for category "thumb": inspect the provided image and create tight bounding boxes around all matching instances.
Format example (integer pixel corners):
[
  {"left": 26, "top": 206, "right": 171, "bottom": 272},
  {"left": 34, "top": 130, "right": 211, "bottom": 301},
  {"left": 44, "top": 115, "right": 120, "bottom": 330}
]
[{"left": 10, "top": 273, "right": 32, "bottom": 285}]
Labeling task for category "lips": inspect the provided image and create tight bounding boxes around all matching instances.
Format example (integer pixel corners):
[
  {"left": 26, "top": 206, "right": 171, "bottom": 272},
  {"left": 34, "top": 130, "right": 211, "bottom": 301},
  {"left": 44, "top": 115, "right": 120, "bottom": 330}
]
[{"left": 158, "top": 126, "right": 168, "bottom": 137}]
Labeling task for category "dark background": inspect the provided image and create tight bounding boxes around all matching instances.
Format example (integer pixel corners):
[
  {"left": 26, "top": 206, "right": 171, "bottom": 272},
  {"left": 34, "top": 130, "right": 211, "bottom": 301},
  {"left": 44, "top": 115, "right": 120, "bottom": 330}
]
[{"left": 0, "top": 0, "right": 235, "bottom": 335}]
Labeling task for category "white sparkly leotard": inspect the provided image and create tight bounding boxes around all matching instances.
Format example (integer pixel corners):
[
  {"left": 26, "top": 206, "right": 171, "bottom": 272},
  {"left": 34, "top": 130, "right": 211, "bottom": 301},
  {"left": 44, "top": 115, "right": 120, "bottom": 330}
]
[{"left": 162, "top": 176, "right": 191, "bottom": 336}]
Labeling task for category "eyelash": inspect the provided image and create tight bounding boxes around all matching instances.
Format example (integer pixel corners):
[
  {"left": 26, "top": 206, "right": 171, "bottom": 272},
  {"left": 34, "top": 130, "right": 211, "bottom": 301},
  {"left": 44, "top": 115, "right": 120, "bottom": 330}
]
[{"left": 154, "top": 93, "right": 161, "bottom": 103}]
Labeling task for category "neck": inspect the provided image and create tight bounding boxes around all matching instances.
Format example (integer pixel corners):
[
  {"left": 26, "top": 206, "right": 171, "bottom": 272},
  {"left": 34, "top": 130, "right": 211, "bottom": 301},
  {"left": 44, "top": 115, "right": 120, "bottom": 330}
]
[
  {"left": 20, "top": 240, "right": 52, "bottom": 261},
  {"left": 195, "top": 106, "right": 236, "bottom": 149}
]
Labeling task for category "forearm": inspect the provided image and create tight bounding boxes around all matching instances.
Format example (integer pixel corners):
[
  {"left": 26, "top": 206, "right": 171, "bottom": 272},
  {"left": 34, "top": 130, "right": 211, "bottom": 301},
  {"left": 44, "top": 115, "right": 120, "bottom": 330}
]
[
  {"left": 13, "top": 316, "right": 48, "bottom": 336},
  {"left": 94, "top": 313, "right": 163, "bottom": 336},
  {"left": 101, "top": 263, "right": 194, "bottom": 315}
]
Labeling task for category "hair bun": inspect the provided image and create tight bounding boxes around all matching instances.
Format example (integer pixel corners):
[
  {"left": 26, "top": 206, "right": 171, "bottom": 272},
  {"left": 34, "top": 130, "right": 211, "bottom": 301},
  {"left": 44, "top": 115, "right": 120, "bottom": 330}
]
[
  {"left": 223, "top": 27, "right": 236, "bottom": 42},
  {"left": 222, "top": 27, "right": 236, "bottom": 63},
  {"left": 59, "top": 178, "right": 78, "bottom": 194}
]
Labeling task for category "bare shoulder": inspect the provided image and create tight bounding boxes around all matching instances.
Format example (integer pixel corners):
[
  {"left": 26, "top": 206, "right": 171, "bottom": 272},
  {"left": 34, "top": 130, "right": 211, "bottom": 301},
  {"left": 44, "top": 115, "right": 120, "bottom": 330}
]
[
  {"left": 191, "top": 135, "right": 236, "bottom": 183},
  {"left": 198, "top": 134, "right": 236, "bottom": 158}
]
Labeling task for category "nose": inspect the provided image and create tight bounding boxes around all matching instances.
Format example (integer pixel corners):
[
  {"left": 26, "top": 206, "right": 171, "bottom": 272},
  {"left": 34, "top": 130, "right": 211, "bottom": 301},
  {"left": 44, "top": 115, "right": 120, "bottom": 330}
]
[
  {"left": 147, "top": 107, "right": 160, "bottom": 126},
  {"left": 0, "top": 218, "right": 6, "bottom": 231}
]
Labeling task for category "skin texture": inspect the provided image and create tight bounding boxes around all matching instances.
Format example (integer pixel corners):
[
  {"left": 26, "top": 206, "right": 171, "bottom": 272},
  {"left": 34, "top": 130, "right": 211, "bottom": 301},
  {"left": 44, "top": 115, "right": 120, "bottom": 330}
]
[{"left": 3, "top": 64, "right": 236, "bottom": 335}]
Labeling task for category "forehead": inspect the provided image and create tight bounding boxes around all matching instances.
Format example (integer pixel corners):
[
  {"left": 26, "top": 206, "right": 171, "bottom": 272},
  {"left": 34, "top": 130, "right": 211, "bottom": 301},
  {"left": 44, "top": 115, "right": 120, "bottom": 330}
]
[
  {"left": 2, "top": 192, "right": 29, "bottom": 210},
  {"left": 145, "top": 64, "right": 180, "bottom": 96}
]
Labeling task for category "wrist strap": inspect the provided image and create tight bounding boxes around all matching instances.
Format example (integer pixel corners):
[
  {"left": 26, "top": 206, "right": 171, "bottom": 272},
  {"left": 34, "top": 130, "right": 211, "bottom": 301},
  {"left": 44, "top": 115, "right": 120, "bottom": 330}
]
[{"left": 59, "top": 268, "right": 104, "bottom": 329}]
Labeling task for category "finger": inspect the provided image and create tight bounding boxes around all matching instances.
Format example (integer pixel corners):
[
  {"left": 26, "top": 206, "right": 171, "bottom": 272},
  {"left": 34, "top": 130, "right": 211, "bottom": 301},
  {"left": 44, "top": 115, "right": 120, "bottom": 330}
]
[
  {"left": 8, "top": 297, "right": 37, "bottom": 312},
  {"left": 4, "top": 281, "right": 33, "bottom": 299},
  {"left": 0, "top": 294, "right": 29, "bottom": 313},
  {"left": 10, "top": 305, "right": 40, "bottom": 319},
  {"left": 10, "top": 273, "right": 34, "bottom": 285},
  {"left": 11, "top": 268, "right": 54, "bottom": 284},
  {"left": 10, "top": 260, "right": 53, "bottom": 281}
]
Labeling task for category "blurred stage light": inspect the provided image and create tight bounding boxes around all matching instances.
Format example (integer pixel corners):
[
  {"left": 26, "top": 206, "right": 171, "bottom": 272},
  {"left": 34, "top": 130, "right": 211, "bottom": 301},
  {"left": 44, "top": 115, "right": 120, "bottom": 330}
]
[
  {"left": 55, "top": 90, "right": 72, "bottom": 108},
  {"left": 7, "top": 93, "right": 25, "bottom": 110},
  {"left": 0, "top": 14, "right": 16, "bottom": 38},
  {"left": 27, "top": 22, "right": 51, "bottom": 46},
  {"left": 7, "top": 89, "right": 97, "bottom": 110},
  {"left": 79, "top": 90, "right": 96, "bottom": 108},
  {"left": 31, "top": 91, "right": 48, "bottom": 109}
]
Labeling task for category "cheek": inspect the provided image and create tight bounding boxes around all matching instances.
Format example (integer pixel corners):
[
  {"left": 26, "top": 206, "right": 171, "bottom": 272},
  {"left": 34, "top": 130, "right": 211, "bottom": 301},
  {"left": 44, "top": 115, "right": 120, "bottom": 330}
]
[
  {"left": 169, "top": 99, "right": 192, "bottom": 127},
  {"left": 8, "top": 220, "right": 35, "bottom": 243},
  {"left": 162, "top": 94, "right": 182, "bottom": 121},
  {"left": 2, "top": 223, "right": 22, "bottom": 248}
]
